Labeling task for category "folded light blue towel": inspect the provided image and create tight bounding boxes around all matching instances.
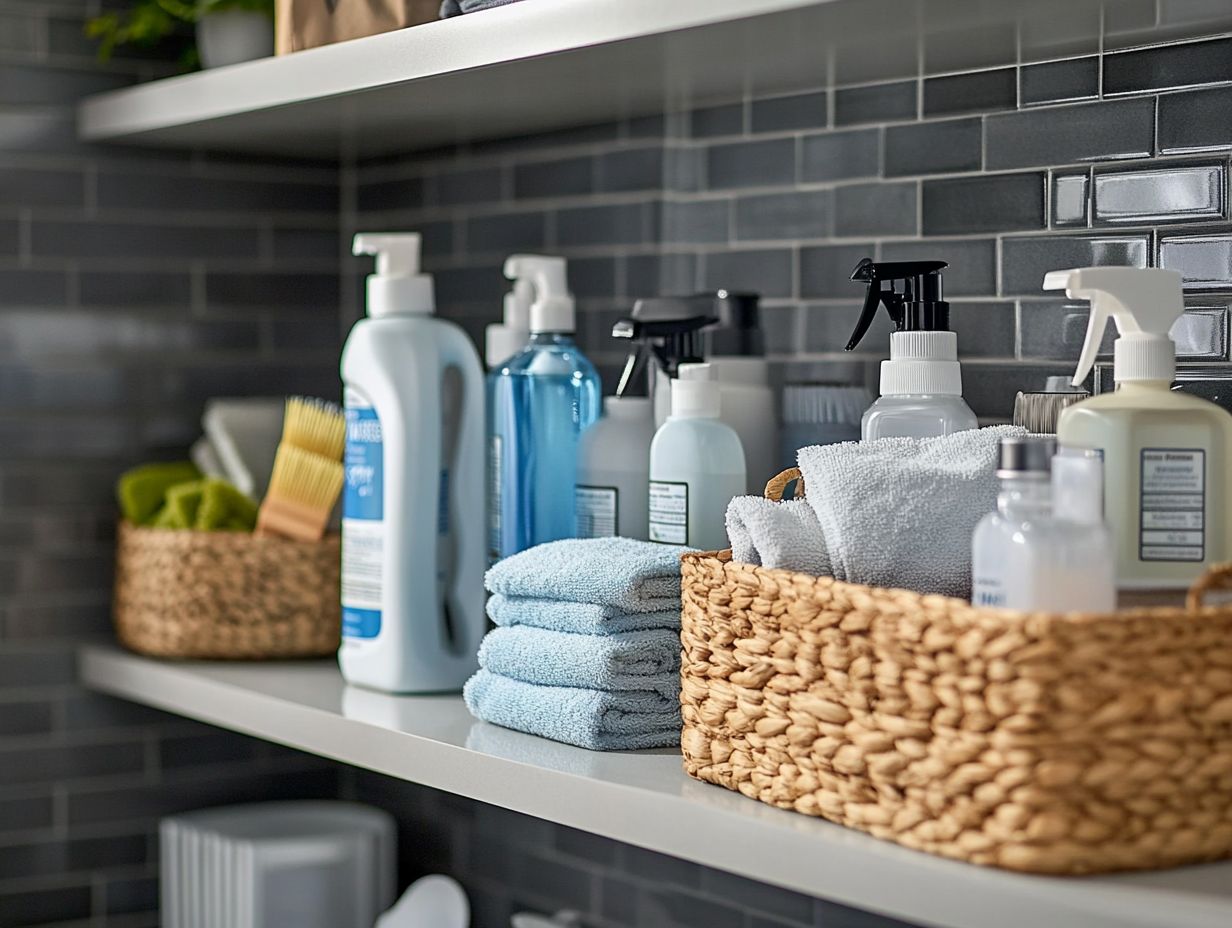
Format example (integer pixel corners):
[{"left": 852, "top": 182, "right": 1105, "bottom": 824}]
[
  {"left": 478, "top": 626, "right": 680, "bottom": 696},
  {"left": 485, "top": 537, "right": 690, "bottom": 612},
  {"left": 487, "top": 593, "right": 678, "bottom": 635},
  {"left": 463, "top": 669, "right": 680, "bottom": 750}
]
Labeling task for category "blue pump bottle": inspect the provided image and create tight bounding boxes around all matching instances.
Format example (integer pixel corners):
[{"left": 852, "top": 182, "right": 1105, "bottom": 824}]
[{"left": 487, "top": 255, "right": 601, "bottom": 562}]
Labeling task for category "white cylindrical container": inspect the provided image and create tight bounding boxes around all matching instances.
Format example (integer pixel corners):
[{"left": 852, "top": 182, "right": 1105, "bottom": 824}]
[
  {"left": 648, "top": 366, "right": 746, "bottom": 550},
  {"left": 682, "top": 358, "right": 778, "bottom": 495},
  {"left": 576, "top": 396, "right": 655, "bottom": 541},
  {"left": 339, "top": 233, "right": 487, "bottom": 694}
]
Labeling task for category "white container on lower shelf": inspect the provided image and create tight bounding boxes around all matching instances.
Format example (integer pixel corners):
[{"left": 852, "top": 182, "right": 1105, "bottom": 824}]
[{"left": 161, "top": 801, "right": 396, "bottom": 928}]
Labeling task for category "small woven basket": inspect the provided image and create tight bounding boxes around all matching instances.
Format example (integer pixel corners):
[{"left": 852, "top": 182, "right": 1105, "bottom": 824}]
[
  {"left": 680, "top": 468, "right": 1232, "bottom": 874},
  {"left": 113, "top": 521, "right": 341, "bottom": 659}
]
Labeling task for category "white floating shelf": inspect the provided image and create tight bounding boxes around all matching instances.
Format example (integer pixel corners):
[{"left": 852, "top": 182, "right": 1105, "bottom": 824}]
[
  {"left": 77, "top": 0, "right": 847, "bottom": 157},
  {"left": 81, "top": 643, "right": 1232, "bottom": 928}
]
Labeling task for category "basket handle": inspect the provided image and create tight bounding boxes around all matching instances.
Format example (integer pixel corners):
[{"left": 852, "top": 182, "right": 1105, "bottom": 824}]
[
  {"left": 1186, "top": 562, "right": 1232, "bottom": 610},
  {"left": 764, "top": 468, "right": 804, "bottom": 501}
]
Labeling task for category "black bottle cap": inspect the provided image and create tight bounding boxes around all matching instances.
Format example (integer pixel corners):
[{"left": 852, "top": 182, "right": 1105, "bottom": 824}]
[{"left": 845, "top": 259, "right": 950, "bottom": 351}]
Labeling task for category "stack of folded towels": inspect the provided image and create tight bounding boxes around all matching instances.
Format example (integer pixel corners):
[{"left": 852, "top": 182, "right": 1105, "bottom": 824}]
[{"left": 463, "top": 537, "right": 691, "bottom": 751}]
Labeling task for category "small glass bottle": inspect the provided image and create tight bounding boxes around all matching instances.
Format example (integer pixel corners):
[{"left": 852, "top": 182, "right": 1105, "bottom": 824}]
[{"left": 971, "top": 436, "right": 1115, "bottom": 612}]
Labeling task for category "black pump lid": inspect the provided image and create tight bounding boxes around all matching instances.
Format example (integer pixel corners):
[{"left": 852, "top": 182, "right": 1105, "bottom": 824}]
[
  {"left": 610, "top": 291, "right": 763, "bottom": 396},
  {"left": 845, "top": 258, "right": 950, "bottom": 351},
  {"left": 623, "top": 291, "right": 764, "bottom": 357}
]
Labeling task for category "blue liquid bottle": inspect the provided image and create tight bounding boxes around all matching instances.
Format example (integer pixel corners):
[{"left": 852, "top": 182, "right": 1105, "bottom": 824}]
[{"left": 488, "top": 256, "right": 601, "bottom": 561}]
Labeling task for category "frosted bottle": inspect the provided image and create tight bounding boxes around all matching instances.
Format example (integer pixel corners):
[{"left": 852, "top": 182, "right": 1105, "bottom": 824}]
[
  {"left": 648, "top": 366, "right": 745, "bottom": 550},
  {"left": 1048, "top": 267, "right": 1232, "bottom": 589},
  {"left": 576, "top": 396, "right": 655, "bottom": 540},
  {"left": 844, "top": 259, "right": 978, "bottom": 440},
  {"left": 487, "top": 255, "right": 601, "bottom": 561},
  {"left": 972, "top": 437, "right": 1115, "bottom": 611},
  {"left": 339, "top": 233, "right": 487, "bottom": 694},
  {"left": 680, "top": 359, "right": 777, "bottom": 494}
]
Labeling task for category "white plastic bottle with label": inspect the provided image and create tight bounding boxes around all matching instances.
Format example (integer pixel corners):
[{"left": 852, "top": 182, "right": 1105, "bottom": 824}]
[
  {"left": 683, "top": 359, "right": 777, "bottom": 494},
  {"left": 576, "top": 396, "right": 655, "bottom": 540},
  {"left": 1048, "top": 266, "right": 1232, "bottom": 589},
  {"left": 339, "top": 233, "right": 487, "bottom": 693},
  {"left": 972, "top": 438, "right": 1115, "bottom": 611},
  {"left": 648, "top": 366, "right": 745, "bottom": 550}
]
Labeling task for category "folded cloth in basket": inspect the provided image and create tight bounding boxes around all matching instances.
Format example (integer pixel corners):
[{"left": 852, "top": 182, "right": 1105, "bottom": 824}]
[
  {"left": 463, "top": 669, "right": 680, "bottom": 750},
  {"left": 798, "top": 425, "right": 1025, "bottom": 599},
  {"left": 485, "top": 537, "right": 691, "bottom": 613},
  {"left": 440, "top": 0, "right": 524, "bottom": 17},
  {"left": 726, "top": 495, "right": 831, "bottom": 576},
  {"left": 487, "top": 593, "right": 678, "bottom": 635},
  {"left": 478, "top": 626, "right": 680, "bottom": 697}
]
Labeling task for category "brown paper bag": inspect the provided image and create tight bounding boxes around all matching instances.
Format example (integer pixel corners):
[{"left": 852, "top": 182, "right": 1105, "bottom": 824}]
[{"left": 276, "top": 0, "right": 441, "bottom": 54}]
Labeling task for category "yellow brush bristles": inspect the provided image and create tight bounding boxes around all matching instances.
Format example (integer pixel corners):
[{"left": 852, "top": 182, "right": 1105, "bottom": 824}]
[
  {"left": 283, "top": 396, "right": 345, "bottom": 461},
  {"left": 266, "top": 445, "right": 344, "bottom": 509},
  {"left": 255, "top": 445, "right": 345, "bottom": 541}
]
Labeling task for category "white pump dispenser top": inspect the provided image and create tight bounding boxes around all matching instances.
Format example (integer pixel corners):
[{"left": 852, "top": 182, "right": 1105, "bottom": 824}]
[
  {"left": 503, "top": 254, "right": 574, "bottom": 333},
  {"left": 486, "top": 278, "right": 533, "bottom": 367},
  {"left": 353, "top": 233, "right": 434, "bottom": 317},
  {"left": 1043, "top": 266, "right": 1184, "bottom": 386}
]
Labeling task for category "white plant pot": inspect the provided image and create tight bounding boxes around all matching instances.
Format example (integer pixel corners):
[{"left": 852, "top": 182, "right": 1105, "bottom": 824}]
[{"left": 196, "top": 10, "right": 274, "bottom": 69}]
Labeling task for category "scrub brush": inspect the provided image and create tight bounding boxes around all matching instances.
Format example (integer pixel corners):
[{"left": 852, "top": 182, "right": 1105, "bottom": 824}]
[
  {"left": 284, "top": 396, "right": 346, "bottom": 460},
  {"left": 256, "top": 445, "right": 345, "bottom": 541}
]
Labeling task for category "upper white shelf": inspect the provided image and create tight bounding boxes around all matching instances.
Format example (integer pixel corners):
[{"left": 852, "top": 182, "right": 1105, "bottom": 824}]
[
  {"left": 78, "top": 0, "right": 847, "bottom": 157},
  {"left": 80, "top": 643, "right": 1232, "bottom": 928}
]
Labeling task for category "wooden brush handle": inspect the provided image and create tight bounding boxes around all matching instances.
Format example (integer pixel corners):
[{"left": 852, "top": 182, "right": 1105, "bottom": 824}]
[{"left": 255, "top": 497, "right": 331, "bottom": 542}]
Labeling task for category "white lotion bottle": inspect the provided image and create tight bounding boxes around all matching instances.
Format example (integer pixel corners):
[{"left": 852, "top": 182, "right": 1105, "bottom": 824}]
[
  {"left": 339, "top": 233, "right": 487, "bottom": 693},
  {"left": 576, "top": 396, "right": 656, "bottom": 540},
  {"left": 1049, "top": 266, "right": 1232, "bottom": 589},
  {"left": 648, "top": 365, "right": 746, "bottom": 550},
  {"left": 972, "top": 436, "right": 1115, "bottom": 611},
  {"left": 689, "top": 358, "right": 777, "bottom": 494}
]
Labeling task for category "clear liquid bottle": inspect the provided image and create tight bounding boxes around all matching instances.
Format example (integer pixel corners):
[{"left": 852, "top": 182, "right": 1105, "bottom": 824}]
[
  {"left": 488, "top": 256, "right": 600, "bottom": 561},
  {"left": 972, "top": 436, "right": 1115, "bottom": 611}
]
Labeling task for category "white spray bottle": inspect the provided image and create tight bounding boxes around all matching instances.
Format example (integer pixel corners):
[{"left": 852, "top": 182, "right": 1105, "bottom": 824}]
[
  {"left": 339, "top": 233, "right": 487, "bottom": 692},
  {"left": 1048, "top": 266, "right": 1232, "bottom": 590}
]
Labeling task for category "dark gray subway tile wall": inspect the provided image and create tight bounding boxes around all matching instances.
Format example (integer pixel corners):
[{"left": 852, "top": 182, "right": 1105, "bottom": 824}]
[
  {"left": 0, "top": 4, "right": 345, "bottom": 927},
  {"left": 7, "top": 6, "right": 1232, "bottom": 928}
]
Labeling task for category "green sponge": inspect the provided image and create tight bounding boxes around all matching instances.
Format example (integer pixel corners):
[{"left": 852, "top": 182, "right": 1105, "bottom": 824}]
[
  {"left": 162, "top": 480, "right": 207, "bottom": 530},
  {"left": 195, "top": 478, "right": 258, "bottom": 532},
  {"left": 117, "top": 461, "right": 201, "bottom": 525}
]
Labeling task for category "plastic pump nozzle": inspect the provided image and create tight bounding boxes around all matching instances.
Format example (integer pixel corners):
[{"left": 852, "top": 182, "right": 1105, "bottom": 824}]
[
  {"left": 1042, "top": 267, "right": 1184, "bottom": 387},
  {"left": 845, "top": 258, "right": 949, "bottom": 351},
  {"left": 504, "top": 254, "right": 575, "bottom": 334},
  {"left": 487, "top": 278, "right": 533, "bottom": 367},
  {"left": 353, "top": 232, "right": 433, "bottom": 316}
]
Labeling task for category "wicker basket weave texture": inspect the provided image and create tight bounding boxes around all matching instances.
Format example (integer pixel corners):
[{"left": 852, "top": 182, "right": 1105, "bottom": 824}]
[
  {"left": 680, "top": 472, "right": 1232, "bottom": 875},
  {"left": 113, "top": 521, "right": 340, "bottom": 660}
]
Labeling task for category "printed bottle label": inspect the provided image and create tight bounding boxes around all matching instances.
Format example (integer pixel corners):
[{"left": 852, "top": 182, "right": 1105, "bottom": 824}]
[
  {"left": 576, "top": 485, "right": 618, "bottom": 538},
  {"left": 1139, "top": 448, "right": 1206, "bottom": 562},
  {"left": 342, "top": 389, "right": 384, "bottom": 639},
  {"left": 972, "top": 574, "right": 1006, "bottom": 608},
  {"left": 648, "top": 480, "right": 688, "bottom": 545},
  {"left": 488, "top": 434, "right": 502, "bottom": 563}
]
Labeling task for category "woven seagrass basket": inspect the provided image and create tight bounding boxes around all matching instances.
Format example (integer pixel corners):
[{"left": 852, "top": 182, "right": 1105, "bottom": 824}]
[
  {"left": 680, "top": 468, "right": 1232, "bottom": 875},
  {"left": 114, "top": 521, "right": 341, "bottom": 659}
]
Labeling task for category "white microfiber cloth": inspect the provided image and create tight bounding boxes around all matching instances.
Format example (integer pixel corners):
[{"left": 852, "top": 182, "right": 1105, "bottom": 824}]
[
  {"left": 798, "top": 426, "right": 1025, "bottom": 598},
  {"left": 485, "top": 537, "right": 692, "bottom": 612},
  {"left": 477, "top": 626, "right": 680, "bottom": 697},
  {"left": 487, "top": 594, "right": 678, "bottom": 635},
  {"left": 726, "top": 496, "right": 831, "bottom": 576}
]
